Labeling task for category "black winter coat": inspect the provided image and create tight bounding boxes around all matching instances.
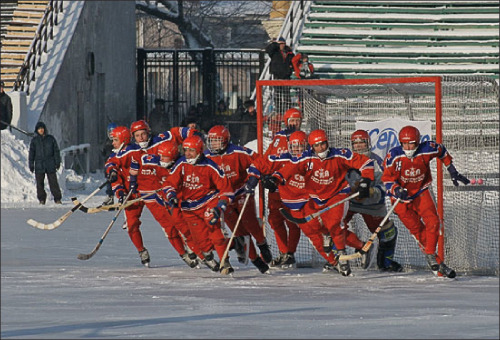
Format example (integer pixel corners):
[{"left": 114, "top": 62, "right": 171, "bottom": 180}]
[
  {"left": 0, "top": 91, "right": 13, "bottom": 130},
  {"left": 265, "top": 42, "right": 295, "bottom": 80},
  {"left": 29, "top": 122, "right": 61, "bottom": 174}
]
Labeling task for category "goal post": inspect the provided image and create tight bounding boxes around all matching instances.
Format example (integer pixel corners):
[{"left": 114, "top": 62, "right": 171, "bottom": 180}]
[{"left": 255, "top": 76, "right": 499, "bottom": 275}]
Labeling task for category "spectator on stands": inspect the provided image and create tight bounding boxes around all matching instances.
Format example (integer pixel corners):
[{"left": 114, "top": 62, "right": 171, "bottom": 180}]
[
  {"left": 292, "top": 53, "right": 315, "bottom": 79},
  {"left": 265, "top": 37, "right": 295, "bottom": 114},
  {"left": 28, "top": 122, "right": 62, "bottom": 205},
  {"left": 237, "top": 99, "right": 257, "bottom": 145},
  {"left": 148, "top": 98, "right": 170, "bottom": 134},
  {"left": 0, "top": 81, "right": 13, "bottom": 131}
]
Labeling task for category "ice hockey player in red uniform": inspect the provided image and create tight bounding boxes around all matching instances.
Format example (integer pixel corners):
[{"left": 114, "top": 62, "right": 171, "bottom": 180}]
[
  {"left": 382, "top": 125, "right": 469, "bottom": 278},
  {"left": 260, "top": 107, "right": 303, "bottom": 267},
  {"left": 105, "top": 120, "right": 197, "bottom": 267},
  {"left": 268, "top": 129, "right": 374, "bottom": 276},
  {"left": 247, "top": 130, "right": 342, "bottom": 272},
  {"left": 204, "top": 125, "right": 273, "bottom": 274},
  {"left": 162, "top": 135, "right": 236, "bottom": 275},
  {"left": 343, "top": 130, "right": 403, "bottom": 272},
  {"left": 128, "top": 139, "right": 201, "bottom": 269}
]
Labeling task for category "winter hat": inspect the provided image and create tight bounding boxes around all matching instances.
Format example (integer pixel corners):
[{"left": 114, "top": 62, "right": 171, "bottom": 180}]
[
  {"left": 35, "top": 121, "right": 47, "bottom": 132},
  {"left": 278, "top": 37, "right": 286, "bottom": 43}
]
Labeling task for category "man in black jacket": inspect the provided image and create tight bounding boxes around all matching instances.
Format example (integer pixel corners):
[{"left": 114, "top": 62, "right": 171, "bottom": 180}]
[
  {"left": 265, "top": 37, "right": 295, "bottom": 114},
  {"left": 28, "top": 122, "right": 62, "bottom": 204},
  {"left": 0, "top": 81, "right": 13, "bottom": 130}
]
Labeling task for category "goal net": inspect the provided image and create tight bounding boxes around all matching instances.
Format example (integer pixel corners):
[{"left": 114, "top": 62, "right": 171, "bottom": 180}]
[{"left": 255, "top": 76, "right": 499, "bottom": 276}]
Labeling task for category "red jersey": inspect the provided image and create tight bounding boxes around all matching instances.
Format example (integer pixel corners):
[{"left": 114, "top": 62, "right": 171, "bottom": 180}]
[
  {"left": 276, "top": 147, "right": 374, "bottom": 205},
  {"left": 264, "top": 129, "right": 292, "bottom": 158},
  {"left": 382, "top": 140, "right": 452, "bottom": 200},
  {"left": 163, "top": 154, "right": 234, "bottom": 211},
  {"left": 204, "top": 144, "right": 259, "bottom": 196}
]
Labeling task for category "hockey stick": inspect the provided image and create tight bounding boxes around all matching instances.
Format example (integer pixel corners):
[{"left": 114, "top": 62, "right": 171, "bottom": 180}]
[
  {"left": 341, "top": 198, "right": 401, "bottom": 261},
  {"left": 279, "top": 192, "right": 360, "bottom": 224},
  {"left": 219, "top": 193, "right": 251, "bottom": 273},
  {"left": 70, "top": 190, "right": 159, "bottom": 213},
  {"left": 26, "top": 180, "right": 109, "bottom": 230},
  {"left": 77, "top": 190, "right": 134, "bottom": 260}
]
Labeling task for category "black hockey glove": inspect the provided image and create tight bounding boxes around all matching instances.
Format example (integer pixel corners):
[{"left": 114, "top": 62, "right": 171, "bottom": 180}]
[
  {"left": 107, "top": 169, "right": 118, "bottom": 183},
  {"left": 116, "top": 189, "right": 126, "bottom": 204},
  {"left": 244, "top": 176, "right": 259, "bottom": 195},
  {"left": 447, "top": 164, "right": 470, "bottom": 186},
  {"left": 357, "top": 177, "right": 371, "bottom": 199},
  {"left": 129, "top": 175, "right": 138, "bottom": 194},
  {"left": 394, "top": 186, "right": 408, "bottom": 200},
  {"left": 262, "top": 175, "right": 279, "bottom": 193}
]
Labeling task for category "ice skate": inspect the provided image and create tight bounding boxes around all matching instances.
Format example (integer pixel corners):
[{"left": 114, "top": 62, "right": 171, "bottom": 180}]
[
  {"left": 337, "top": 250, "right": 351, "bottom": 276},
  {"left": 252, "top": 257, "right": 270, "bottom": 274},
  {"left": 220, "top": 258, "right": 234, "bottom": 275},
  {"left": 438, "top": 262, "right": 456, "bottom": 278},
  {"left": 322, "top": 261, "right": 339, "bottom": 274},
  {"left": 425, "top": 253, "right": 439, "bottom": 272},
  {"left": 257, "top": 239, "right": 273, "bottom": 263},
  {"left": 201, "top": 252, "right": 220, "bottom": 272},
  {"left": 281, "top": 252, "right": 296, "bottom": 269},
  {"left": 380, "top": 260, "right": 403, "bottom": 272},
  {"left": 269, "top": 252, "right": 287, "bottom": 267},
  {"left": 139, "top": 248, "right": 150, "bottom": 267},
  {"left": 180, "top": 252, "right": 199, "bottom": 268}
]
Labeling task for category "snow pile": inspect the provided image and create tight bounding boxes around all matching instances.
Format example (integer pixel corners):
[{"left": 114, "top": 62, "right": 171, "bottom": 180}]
[{"left": 1, "top": 129, "right": 104, "bottom": 206}]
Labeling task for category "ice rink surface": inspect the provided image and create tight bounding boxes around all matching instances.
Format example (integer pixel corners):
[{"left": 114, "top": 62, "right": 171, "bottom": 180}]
[{"left": 1, "top": 204, "right": 498, "bottom": 339}]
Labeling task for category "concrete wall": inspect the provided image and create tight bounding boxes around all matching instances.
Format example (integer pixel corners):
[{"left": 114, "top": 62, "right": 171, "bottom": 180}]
[{"left": 40, "top": 1, "right": 136, "bottom": 171}]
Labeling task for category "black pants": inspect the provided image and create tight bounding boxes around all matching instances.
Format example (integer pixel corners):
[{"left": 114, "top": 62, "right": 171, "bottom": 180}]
[{"left": 35, "top": 172, "right": 62, "bottom": 202}]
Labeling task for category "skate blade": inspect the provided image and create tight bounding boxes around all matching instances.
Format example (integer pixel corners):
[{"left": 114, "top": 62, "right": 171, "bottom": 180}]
[{"left": 281, "top": 263, "right": 297, "bottom": 269}]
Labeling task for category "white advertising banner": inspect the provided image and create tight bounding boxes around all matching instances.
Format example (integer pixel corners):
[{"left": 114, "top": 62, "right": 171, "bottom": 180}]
[{"left": 356, "top": 118, "right": 432, "bottom": 160}]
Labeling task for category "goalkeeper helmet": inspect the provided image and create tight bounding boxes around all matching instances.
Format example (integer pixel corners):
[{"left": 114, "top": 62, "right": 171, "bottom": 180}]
[
  {"left": 283, "top": 108, "right": 302, "bottom": 131},
  {"left": 207, "top": 125, "right": 230, "bottom": 154},
  {"left": 350, "top": 129, "right": 371, "bottom": 156},
  {"left": 399, "top": 125, "right": 420, "bottom": 158},
  {"left": 288, "top": 131, "right": 307, "bottom": 157}
]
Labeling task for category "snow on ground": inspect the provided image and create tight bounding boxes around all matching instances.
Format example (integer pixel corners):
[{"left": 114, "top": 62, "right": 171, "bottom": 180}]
[{"left": 1, "top": 130, "right": 499, "bottom": 339}]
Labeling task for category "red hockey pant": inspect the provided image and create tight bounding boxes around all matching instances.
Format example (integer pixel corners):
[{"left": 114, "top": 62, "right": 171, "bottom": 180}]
[
  {"left": 392, "top": 189, "right": 440, "bottom": 255},
  {"left": 287, "top": 207, "right": 338, "bottom": 265},
  {"left": 124, "top": 200, "right": 186, "bottom": 255},
  {"left": 182, "top": 200, "right": 229, "bottom": 261},
  {"left": 305, "top": 194, "right": 349, "bottom": 250},
  {"left": 267, "top": 191, "right": 301, "bottom": 254}
]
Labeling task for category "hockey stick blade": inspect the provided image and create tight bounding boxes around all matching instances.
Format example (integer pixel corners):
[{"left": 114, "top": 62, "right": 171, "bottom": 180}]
[
  {"left": 71, "top": 197, "right": 89, "bottom": 213},
  {"left": 27, "top": 180, "right": 109, "bottom": 230},
  {"left": 279, "top": 208, "right": 308, "bottom": 224},
  {"left": 77, "top": 191, "right": 134, "bottom": 260}
]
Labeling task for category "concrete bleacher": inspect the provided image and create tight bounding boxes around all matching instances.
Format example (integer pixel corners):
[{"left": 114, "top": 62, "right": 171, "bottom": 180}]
[
  {"left": 0, "top": 0, "right": 49, "bottom": 90},
  {"left": 297, "top": 1, "right": 499, "bottom": 79}
]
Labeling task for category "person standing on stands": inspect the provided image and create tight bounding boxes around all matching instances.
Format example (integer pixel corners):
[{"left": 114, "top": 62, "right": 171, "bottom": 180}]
[
  {"left": 101, "top": 122, "right": 117, "bottom": 206},
  {"left": 28, "top": 122, "right": 62, "bottom": 205},
  {"left": 237, "top": 99, "right": 257, "bottom": 145},
  {"left": 265, "top": 37, "right": 295, "bottom": 114},
  {"left": 148, "top": 98, "right": 169, "bottom": 135},
  {"left": 0, "top": 81, "right": 13, "bottom": 130}
]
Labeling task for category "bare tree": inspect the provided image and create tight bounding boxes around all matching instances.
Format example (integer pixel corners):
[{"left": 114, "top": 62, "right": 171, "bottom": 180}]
[{"left": 136, "top": 0, "right": 272, "bottom": 49}]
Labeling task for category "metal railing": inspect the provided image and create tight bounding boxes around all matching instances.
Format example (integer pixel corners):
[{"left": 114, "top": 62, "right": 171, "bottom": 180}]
[{"left": 13, "top": 0, "right": 64, "bottom": 95}]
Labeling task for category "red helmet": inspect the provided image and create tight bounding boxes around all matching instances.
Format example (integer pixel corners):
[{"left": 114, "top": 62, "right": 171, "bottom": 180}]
[
  {"left": 157, "top": 140, "right": 179, "bottom": 160},
  {"left": 130, "top": 120, "right": 151, "bottom": 136},
  {"left": 308, "top": 129, "right": 328, "bottom": 146},
  {"left": 288, "top": 131, "right": 307, "bottom": 157},
  {"left": 182, "top": 135, "right": 204, "bottom": 155},
  {"left": 399, "top": 125, "right": 420, "bottom": 145},
  {"left": 283, "top": 108, "right": 302, "bottom": 125},
  {"left": 207, "top": 125, "right": 230, "bottom": 154},
  {"left": 111, "top": 126, "right": 131, "bottom": 146},
  {"left": 350, "top": 129, "right": 371, "bottom": 155}
]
